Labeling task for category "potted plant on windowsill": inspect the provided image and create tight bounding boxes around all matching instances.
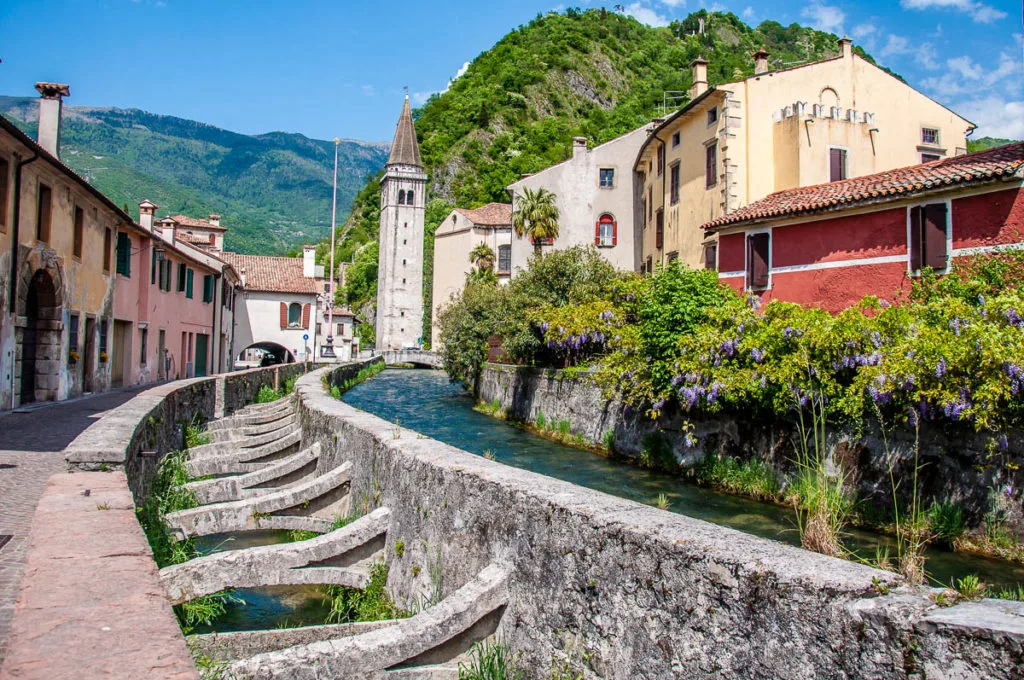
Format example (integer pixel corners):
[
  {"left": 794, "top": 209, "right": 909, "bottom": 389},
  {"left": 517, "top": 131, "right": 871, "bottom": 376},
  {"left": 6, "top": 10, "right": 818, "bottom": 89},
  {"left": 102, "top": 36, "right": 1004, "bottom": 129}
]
[
  {"left": 99, "top": 351, "right": 109, "bottom": 364},
  {"left": 68, "top": 349, "right": 80, "bottom": 364}
]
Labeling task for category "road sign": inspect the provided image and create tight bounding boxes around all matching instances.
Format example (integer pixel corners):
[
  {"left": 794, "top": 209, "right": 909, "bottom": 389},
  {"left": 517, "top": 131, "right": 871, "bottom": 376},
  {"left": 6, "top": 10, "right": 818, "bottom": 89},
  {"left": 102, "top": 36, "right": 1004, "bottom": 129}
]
[{"left": 303, "top": 334, "right": 309, "bottom": 341}]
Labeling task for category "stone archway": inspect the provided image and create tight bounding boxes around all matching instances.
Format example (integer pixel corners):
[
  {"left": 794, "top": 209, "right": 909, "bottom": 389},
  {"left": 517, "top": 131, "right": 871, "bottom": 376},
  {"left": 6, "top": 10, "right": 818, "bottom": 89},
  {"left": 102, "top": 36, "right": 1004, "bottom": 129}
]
[
  {"left": 236, "top": 341, "right": 295, "bottom": 367},
  {"left": 19, "top": 269, "right": 60, "bottom": 403}
]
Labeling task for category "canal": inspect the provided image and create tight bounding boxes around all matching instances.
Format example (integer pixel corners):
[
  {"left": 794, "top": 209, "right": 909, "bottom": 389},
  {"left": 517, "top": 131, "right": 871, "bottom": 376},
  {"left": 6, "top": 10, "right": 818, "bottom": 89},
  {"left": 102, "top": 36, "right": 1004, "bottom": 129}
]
[{"left": 343, "top": 368, "right": 1023, "bottom": 592}]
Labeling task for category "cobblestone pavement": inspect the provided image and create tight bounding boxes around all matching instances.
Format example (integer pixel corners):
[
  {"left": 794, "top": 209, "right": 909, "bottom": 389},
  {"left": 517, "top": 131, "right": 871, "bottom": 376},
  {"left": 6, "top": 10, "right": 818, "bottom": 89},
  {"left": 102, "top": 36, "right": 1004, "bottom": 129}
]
[{"left": 0, "top": 387, "right": 146, "bottom": 665}]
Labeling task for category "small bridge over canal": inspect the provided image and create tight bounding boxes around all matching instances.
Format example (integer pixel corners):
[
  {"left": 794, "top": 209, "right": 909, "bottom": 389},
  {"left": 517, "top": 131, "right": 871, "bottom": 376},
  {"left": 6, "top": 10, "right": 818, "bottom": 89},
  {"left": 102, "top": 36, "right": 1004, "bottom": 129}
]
[{"left": 371, "top": 349, "right": 441, "bottom": 368}]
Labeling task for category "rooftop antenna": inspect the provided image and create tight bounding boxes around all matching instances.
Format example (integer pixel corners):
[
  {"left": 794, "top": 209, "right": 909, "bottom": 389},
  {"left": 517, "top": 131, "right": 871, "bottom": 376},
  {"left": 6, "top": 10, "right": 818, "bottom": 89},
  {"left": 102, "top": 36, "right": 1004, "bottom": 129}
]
[{"left": 403, "top": 85, "right": 409, "bottom": 98}]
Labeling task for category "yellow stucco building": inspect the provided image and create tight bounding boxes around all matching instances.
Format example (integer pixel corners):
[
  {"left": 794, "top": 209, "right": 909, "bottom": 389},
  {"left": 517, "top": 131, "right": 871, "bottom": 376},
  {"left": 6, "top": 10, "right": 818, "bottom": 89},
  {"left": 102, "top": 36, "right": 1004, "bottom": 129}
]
[{"left": 635, "top": 39, "right": 975, "bottom": 271}]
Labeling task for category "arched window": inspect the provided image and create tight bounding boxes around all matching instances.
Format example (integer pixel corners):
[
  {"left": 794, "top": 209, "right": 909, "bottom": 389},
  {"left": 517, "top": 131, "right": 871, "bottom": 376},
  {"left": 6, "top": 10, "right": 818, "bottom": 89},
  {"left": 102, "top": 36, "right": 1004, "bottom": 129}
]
[
  {"left": 595, "top": 214, "right": 617, "bottom": 247},
  {"left": 406, "top": 190, "right": 414, "bottom": 206},
  {"left": 288, "top": 302, "right": 302, "bottom": 327},
  {"left": 398, "top": 190, "right": 406, "bottom": 205}
]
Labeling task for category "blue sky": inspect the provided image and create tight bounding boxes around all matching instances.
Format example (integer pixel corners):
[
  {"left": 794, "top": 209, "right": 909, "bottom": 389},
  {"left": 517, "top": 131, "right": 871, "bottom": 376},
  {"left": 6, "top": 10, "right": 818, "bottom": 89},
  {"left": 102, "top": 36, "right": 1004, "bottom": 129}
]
[{"left": 0, "top": 0, "right": 1020, "bottom": 142}]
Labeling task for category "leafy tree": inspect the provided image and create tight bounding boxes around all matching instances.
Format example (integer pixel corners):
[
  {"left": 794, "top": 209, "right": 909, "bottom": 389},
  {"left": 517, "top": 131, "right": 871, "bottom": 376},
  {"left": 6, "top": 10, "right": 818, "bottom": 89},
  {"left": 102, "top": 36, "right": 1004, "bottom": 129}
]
[
  {"left": 469, "top": 243, "right": 496, "bottom": 270},
  {"left": 512, "top": 187, "right": 560, "bottom": 254},
  {"left": 436, "top": 281, "right": 507, "bottom": 390}
]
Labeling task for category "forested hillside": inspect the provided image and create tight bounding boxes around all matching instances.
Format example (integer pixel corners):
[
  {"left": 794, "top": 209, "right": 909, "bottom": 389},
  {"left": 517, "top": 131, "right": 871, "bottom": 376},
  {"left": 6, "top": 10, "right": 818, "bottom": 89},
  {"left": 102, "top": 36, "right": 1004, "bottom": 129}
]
[
  {"left": 328, "top": 8, "right": 884, "bottom": 346},
  {"left": 0, "top": 98, "right": 389, "bottom": 254}
]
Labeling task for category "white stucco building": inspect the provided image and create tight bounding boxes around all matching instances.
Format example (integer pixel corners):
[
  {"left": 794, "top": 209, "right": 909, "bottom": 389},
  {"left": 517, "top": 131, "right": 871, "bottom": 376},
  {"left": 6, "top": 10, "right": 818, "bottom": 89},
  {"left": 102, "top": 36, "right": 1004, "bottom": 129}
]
[
  {"left": 376, "top": 96, "right": 427, "bottom": 350},
  {"left": 430, "top": 203, "right": 513, "bottom": 348},
  {"left": 506, "top": 126, "right": 651, "bottom": 274}
]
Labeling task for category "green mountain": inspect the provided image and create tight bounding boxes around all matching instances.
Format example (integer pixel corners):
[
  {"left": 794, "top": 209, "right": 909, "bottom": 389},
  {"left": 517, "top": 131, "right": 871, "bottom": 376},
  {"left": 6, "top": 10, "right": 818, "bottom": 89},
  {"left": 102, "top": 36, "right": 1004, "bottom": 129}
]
[
  {"left": 328, "top": 8, "right": 888, "bottom": 345},
  {"left": 967, "top": 136, "right": 1019, "bottom": 153},
  {"left": 0, "top": 97, "right": 389, "bottom": 254}
]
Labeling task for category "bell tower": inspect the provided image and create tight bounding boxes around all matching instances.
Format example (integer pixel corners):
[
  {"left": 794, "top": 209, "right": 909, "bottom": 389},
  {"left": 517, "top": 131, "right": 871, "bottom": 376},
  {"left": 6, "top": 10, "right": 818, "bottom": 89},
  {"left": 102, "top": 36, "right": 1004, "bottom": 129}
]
[{"left": 376, "top": 95, "right": 427, "bottom": 350}]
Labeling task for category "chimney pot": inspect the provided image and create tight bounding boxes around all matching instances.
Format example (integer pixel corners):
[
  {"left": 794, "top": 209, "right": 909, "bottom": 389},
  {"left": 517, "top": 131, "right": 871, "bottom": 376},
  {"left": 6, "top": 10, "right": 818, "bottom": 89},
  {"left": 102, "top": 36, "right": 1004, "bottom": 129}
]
[
  {"left": 838, "top": 37, "right": 853, "bottom": 59},
  {"left": 690, "top": 56, "right": 708, "bottom": 99},
  {"left": 572, "top": 136, "right": 587, "bottom": 160},
  {"left": 138, "top": 200, "right": 158, "bottom": 231},
  {"left": 34, "top": 82, "right": 70, "bottom": 158},
  {"left": 303, "top": 245, "right": 316, "bottom": 278},
  {"left": 753, "top": 49, "right": 770, "bottom": 75},
  {"left": 208, "top": 214, "right": 221, "bottom": 227}
]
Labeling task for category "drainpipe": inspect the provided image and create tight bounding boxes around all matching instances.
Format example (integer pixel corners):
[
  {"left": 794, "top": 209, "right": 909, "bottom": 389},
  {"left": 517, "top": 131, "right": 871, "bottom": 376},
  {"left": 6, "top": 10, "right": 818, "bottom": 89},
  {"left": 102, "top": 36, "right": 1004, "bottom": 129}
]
[{"left": 9, "top": 150, "right": 40, "bottom": 315}]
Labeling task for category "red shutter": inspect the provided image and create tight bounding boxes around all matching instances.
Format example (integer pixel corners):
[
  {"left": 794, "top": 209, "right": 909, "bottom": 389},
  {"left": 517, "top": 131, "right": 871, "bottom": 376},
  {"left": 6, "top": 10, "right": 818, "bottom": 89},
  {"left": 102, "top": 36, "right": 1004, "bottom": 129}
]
[
  {"left": 595, "top": 220, "right": 600, "bottom": 245},
  {"left": 748, "top": 233, "right": 770, "bottom": 289},
  {"left": 302, "top": 303, "right": 312, "bottom": 329},
  {"left": 280, "top": 302, "right": 288, "bottom": 329},
  {"left": 655, "top": 211, "right": 664, "bottom": 249},
  {"left": 923, "top": 203, "right": 949, "bottom": 271},
  {"left": 611, "top": 219, "right": 617, "bottom": 246},
  {"left": 909, "top": 207, "right": 923, "bottom": 271}
]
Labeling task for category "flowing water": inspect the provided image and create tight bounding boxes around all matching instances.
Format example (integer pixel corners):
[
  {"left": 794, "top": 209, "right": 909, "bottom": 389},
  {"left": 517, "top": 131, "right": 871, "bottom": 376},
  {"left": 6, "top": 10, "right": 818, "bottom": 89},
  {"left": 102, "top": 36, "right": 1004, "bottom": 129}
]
[{"left": 343, "top": 368, "right": 1024, "bottom": 592}]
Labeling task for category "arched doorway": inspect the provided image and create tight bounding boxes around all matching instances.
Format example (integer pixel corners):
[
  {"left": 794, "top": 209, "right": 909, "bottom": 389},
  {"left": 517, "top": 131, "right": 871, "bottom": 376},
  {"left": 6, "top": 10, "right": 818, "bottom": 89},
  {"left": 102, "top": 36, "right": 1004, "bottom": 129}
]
[
  {"left": 20, "top": 269, "right": 59, "bottom": 404},
  {"left": 235, "top": 341, "right": 295, "bottom": 369}
]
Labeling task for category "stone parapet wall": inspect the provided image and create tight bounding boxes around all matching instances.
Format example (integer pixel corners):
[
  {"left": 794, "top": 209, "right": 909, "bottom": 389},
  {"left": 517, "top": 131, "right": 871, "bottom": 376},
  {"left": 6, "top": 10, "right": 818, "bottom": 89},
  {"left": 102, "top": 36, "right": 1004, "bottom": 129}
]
[
  {"left": 221, "top": 362, "right": 311, "bottom": 416},
  {"left": 296, "top": 365, "right": 1024, "bottom": 679},
  {"left": 477, "top": 364, "right": 1024, "bottom": 532}
]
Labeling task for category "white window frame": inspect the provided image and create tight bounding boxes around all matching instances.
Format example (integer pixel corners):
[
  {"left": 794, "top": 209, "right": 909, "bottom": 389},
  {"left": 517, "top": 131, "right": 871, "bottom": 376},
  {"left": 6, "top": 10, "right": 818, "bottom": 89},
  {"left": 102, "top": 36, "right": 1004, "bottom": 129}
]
[
  {"left": 920, "top": 126, "right": 941, "bottom": 147},
  {"left": 598, "top": 215, "right": 615, "bottom": 247},
  {"left": 905, "top": 198, "right": 953, "bottom": 276},
  {"left": 744, "top": 227, "right": 773, "bottom": 292}
]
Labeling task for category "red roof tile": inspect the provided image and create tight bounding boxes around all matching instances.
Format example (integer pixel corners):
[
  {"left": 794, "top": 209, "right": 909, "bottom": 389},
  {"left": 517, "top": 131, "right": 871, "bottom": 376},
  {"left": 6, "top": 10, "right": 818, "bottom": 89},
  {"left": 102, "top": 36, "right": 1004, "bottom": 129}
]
[
  {"left": 220, "top": 252, "right": 320, "bottom": 294},
  {"left": 456, "top": 203, "right": 513, "bottom": 227},
  {"left": 169, "top": 214, "right": 227, "bottom": 231},
  {"left": 704, "top": 142, "right": 1024, "bottom": 230}
]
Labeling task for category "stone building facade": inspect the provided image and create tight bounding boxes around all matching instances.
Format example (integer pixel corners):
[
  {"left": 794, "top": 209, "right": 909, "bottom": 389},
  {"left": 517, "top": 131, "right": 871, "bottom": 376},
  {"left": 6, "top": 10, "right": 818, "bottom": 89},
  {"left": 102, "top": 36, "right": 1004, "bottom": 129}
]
[{"left": 376, "top": 96, "right": 427, "bottom": 350}]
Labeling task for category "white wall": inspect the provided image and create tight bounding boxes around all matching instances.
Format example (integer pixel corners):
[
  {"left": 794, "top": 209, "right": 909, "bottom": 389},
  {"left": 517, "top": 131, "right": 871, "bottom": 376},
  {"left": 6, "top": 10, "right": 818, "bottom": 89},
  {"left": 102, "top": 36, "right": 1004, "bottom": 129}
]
[{"left": 232, "top": 291, "right": 318, "bottom": 365}]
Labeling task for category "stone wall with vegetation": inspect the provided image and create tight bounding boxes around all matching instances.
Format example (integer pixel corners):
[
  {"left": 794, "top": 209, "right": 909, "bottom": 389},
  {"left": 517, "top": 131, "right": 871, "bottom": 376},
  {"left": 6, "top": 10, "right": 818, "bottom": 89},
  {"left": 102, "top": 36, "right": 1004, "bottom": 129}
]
[
  {"left": 221, "top": 361, "right": 311, "bottom": 415},
  {"left": 295, "top": 365, "right": 1023, "bottom": 679},
  {"left": 477, "top": 363, "right": 1024, "bottom": 536}
]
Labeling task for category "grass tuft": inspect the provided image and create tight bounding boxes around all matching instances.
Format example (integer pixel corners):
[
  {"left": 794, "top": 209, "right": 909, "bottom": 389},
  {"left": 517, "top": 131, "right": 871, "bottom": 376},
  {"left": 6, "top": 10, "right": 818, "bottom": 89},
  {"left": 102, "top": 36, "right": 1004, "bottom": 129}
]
[{"left": 458, "top": 640, "right": 524, "bottom": 680}]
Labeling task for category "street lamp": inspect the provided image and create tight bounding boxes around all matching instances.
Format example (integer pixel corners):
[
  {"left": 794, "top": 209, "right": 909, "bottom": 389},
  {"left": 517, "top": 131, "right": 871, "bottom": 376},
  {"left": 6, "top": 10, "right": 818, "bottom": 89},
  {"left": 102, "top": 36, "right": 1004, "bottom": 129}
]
[{"left": 322, "top": 137, "right": 341, "bottom": 359}]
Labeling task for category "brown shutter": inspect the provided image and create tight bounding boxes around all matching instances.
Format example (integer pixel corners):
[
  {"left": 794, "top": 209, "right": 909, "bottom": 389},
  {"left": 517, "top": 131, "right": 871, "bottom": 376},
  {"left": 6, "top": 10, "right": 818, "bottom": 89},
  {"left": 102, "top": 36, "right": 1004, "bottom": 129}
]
[
  {"left": 909, "top": 206, "right": 923, "bottom": 271},
  {"left": 302, "top": 303, "right": 311, "bottom": 329},
  {"left": 280, "top": 302, "right": 288, "bottom": 329},
  {"left": 923, "top": 203, "right": 949, "bottom": 270},
  {"left": 748, "top": 233, "right": 770, "bottom": 289},
  {"left": 595, "top": 220, "right": 601, "bottom": 245},
  {"left": 829, "top": 148, "right": 845, "bottom": 182},
  {"left": 656, "top": 210, "right": 664, "bottom": 249},
  {"left": 611, "top": 219, "right": 617, "bottom": 246},
  {"left": 704, "top": 244, "right": 717, "bottom": 270}
]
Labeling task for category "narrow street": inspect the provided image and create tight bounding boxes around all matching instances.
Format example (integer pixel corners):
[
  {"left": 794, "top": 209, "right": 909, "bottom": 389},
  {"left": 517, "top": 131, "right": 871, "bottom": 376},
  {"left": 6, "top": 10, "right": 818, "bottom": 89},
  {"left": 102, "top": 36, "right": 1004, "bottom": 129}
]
[{"left": 0, "top": 387, "right": 147, "bottom": 665}]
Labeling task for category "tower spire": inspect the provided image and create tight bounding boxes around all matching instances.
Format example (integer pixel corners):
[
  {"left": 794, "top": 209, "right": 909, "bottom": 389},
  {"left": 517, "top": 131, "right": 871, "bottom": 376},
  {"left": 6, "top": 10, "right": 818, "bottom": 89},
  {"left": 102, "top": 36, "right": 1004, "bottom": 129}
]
[{"left": 386, "top": 95, "right": 422, "bottom": 168}]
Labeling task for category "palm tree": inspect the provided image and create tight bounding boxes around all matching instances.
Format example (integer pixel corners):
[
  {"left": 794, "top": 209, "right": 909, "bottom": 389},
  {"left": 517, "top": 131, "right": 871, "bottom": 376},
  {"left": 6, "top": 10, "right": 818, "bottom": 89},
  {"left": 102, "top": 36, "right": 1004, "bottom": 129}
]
[
  {"left": 512, "top": 187, "right": 560, "bottom": 255},
  {"left": 469, "top": 243, "right": 495, "bottom": 271}
]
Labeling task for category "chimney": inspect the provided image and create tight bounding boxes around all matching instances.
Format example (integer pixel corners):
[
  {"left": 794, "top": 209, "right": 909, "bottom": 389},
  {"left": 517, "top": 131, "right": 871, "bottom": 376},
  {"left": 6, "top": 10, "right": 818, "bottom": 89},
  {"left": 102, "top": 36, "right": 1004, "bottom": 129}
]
[
  {"left": 208, "top": 214, "right": 221, "bottom": 227},
  {"left": 689, "top": 57, "right": 708, "bottom": 99},
  {"left": 138, "top": 200, "right": 157, "bottom": 232},
  {"left": 753, "top": 49, "right": 770, "bottom": 75},
  {"left": 34, "top": 82, "right": 70, "bottom": 158},
  {"left": 159, "top": 218, "right": 176, "bottom": 244},
  {"left": 838, "top": 37, "right": 853, "bottom": 59},
  {"left": 240, "top": 267, "right": 247, "bottom": 289},
  {"left": 303, "top": 245, "right": 316, "bottom": 278},
  {"left": 572, "top": 137, "right": 587, "bottom": 160}
]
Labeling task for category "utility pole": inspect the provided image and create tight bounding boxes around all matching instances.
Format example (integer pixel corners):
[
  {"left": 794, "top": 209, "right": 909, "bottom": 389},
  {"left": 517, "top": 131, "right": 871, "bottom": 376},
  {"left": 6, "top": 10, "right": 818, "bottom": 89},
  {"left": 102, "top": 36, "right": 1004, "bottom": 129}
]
[{"left": 322, "top": 137, "right": 341, "bottom": 359}]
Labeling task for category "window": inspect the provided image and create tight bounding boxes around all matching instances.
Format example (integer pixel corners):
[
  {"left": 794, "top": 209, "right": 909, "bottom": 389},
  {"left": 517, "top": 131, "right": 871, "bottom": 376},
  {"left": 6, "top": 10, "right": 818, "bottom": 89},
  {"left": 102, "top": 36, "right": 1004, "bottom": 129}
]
[
  {"left": 406, "top": 190, "right": 414, "bottom": 205},
  {"left": 398, "top": 189, "right": 406, "bottom": 205},
  {"left": 921, "top": 153, "right": 941, "bottom": 163},
  {"left": 647, "top": 186, "right": 652, "bottom": 221},
  {"left": 909, "top": 203, "right": 949, "bottom": 272},
  {"left": 595, "top": 214, "right": 616, "bottom": 247},
  {"left": 670, "top": 163, "right": 680, "bottom": 205},
  {"left": 151, "top": 249, "right": 157, "bottom": 285},
  {"left": 161, "top": 259, "right": 172, "bottom": 291},
  {"left": 705, "top": 143, "right": 718, "bottom": 189},
  {"left": 37, "top": 183, "right": 52, "bottom": 242},
  {"left": 202, "top": 274, "right": 214, "bottom": 303},
  {"left": 69, "top": 313, "right": 79, "bottom": 351},
  {"left": 99, "top": 320, "right": 108, "bottom": 354},
  {"left": 139, "top": 328, "right": 148, "bottom": 364},
  {"left": 116, "top": 232, "right": 131, "bottom": 277},
  {"left": 73, "top": 206, "right": 84, "bottom": 259},
  {"left": 288, "top": 302, "right": 302, "bottom": 326},
  {"left": 208, "top": 233, "right": 215, "bottom": 245},
  {"left": 103, "top": 228, "right": 112, "bottom": 272},
  {"left": 599, "top": 168, "right": 615, "bottom": 188},
  {"left": 921, "top": 128, "right": 939, "bottom": 145},
  {"left": 0, "top": 156, "right": 9, "bottom": 231},
  {"left": 747, "top": 232, "right": 770, "bottom": 290},
  {"left": 829, "top": 148, "right": 847, "bottom": 182},
  {"left": 655, "top": 209, "right": 664, "bottom": 249},
  {"left": 703, "top": 244, "right": 717, "bottom": 271},
  {"left": 657, "top": 144, "right": 665, "bottom": 176},
  {"left": 707, "top": 107, "right": 719, "bottom": 125},
  {"left": 185, "top": 268, "right": 194, "bottom": 299},
  {"left": 671, "top": 132, "right": 680, "bottom": 148},
  {"left": 177, "top": 263, "right": 187, "bottom": 292},
  {"left": 497, "top": 244, "right": 511, "bottom": 273},
  {"left": 646, "top": 256, "right": 653, "bottom": 273}
]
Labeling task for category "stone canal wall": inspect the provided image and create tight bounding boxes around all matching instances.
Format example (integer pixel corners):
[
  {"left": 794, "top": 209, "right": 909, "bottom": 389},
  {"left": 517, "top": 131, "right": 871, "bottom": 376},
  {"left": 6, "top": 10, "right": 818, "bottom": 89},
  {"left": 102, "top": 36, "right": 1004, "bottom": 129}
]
[
  {"left": 296, "top": 365, "right": 1024, "bottom": 679},
  {"left": 477, "top": 363, "right": 1024, "bottom": 533}
]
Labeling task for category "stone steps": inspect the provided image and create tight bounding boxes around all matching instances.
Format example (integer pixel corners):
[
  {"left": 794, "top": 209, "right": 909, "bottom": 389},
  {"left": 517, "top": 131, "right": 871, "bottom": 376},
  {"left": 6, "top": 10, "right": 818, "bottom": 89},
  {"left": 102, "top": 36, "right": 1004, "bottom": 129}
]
[{"left": 185, "top": 443, "right": 321, "bottom": 505}]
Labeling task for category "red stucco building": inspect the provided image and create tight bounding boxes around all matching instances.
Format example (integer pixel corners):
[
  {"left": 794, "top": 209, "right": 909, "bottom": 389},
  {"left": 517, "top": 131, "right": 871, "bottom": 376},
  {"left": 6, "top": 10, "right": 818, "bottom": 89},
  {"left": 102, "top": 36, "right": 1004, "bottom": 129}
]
[{"left": 704, "top": 143, "right": 1024, "bottom": 312}]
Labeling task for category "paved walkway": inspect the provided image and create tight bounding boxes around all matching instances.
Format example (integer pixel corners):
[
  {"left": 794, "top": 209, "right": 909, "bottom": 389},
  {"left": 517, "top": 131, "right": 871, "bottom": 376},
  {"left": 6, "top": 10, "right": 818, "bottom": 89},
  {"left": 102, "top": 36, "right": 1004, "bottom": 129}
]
[{"left": 0, "top": 387, "right": 146, "bottom": 666}]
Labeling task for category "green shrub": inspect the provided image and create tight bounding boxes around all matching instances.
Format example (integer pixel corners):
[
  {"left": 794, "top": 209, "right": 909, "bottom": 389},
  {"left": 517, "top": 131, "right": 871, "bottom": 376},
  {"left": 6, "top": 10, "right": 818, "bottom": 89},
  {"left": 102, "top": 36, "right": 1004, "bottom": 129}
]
[
  {"left": 536, "top": 412, "right": 547, "bottom": 429},
  {"left": 256, "top": 385, "right": 282, "bottom": 403},
  {"left": 696, "top": 452, "right": 779, "bottom": 500},
  {"left": 458, "top": 640, "right": 524, "bottom": 680},
  {"left": 928, "top": 500, "right": 967, "bottom": 546},
  {"left": 322, "top": 561, "right": 408, "bottom": 623},
  {"left": 638, "top": 432, "right": 677, "bottom": 472}
]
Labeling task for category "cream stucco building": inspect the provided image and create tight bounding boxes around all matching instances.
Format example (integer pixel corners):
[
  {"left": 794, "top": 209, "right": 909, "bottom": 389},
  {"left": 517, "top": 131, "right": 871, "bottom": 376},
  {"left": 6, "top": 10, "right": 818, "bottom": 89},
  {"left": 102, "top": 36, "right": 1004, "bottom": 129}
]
[
  {"left": 430, "top": 202, "right": 513, "bottom": 348},
  {"left": 507, "top": 127, "right": 650, "bottom": 273},
  {"left": 635, "top": 39, "right": 975, "bottom": 272}
]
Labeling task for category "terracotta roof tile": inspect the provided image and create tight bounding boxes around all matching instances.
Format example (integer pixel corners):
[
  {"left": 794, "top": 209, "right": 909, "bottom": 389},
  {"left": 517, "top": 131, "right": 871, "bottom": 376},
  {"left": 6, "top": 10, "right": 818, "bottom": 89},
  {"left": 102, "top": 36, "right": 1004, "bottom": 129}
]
[
  {"left": 456, "top": 203, "right": 513, "bottom": 227},
  {"left": 704, "top": 143, "right": 1024, "bottom": 230},
  {"left": 220, "top": 252, "right": 320, "bottom": 294},
  {"left": 169, "top": 214, "right": 227, "bottom": 231}
]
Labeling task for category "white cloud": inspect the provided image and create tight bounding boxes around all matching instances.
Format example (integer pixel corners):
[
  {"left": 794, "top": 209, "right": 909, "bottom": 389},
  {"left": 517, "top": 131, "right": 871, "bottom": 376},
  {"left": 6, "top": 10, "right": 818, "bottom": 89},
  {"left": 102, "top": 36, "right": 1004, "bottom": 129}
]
[
  {"left": 851, "top": 23, "right": 875, "bottom": 39},
  {"left": 361, "top": 84, "right": 375, "bottom": 97},
  {"left": 900, "top": 0, "right": 1007, "bottom": 24},
  {"left": 411, "top": 92, "right": 434, "bottom": 106},
  {"left": 881, "top": 34, "right": 911, "bottom": 57},
  {"left": 625, "top": 2, "right": 669, "bottom": 26},
  {"left": 958, "top": 96, "right": 1024, "bottom": 138},
  {"left": 800, "top": 3, "right": 845, "bottom": 34},
  {"left": 947, "top": 55, "right": 983, "bottom": 80},
  {"left": 881, "top": 34, "right": 940, "bottom": 70},
  {"left": 659, "top": 0, "right": 688, "bottom": 6},
  {"left": 741, "top": 6, "right": 755, "bottom": 20},
  {"left": 915, "top": 43, "right": 940, "bottom": 70}
]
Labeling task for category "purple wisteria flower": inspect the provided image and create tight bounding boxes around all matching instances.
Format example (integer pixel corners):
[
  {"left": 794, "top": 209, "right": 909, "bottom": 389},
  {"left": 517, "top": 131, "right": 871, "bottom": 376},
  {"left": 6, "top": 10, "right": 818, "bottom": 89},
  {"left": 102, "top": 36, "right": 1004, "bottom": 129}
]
[
  {"left": 1005, "top": 308, "right": 1023, "bottom": 328},
  {"left": 935, "top": 358, "right": 947, "bottom": 379},
  {"left": 539, "top": 321, "right": 550, "bottom": 333},
  {"left": 747, "top": 295, "right": 761, "bottom": 310},
  {"left": 751, "top": 348, "right": 766, "bottom": 364},
  {"left": 783, "top": 327, "right": 803, "bottom": 340}
]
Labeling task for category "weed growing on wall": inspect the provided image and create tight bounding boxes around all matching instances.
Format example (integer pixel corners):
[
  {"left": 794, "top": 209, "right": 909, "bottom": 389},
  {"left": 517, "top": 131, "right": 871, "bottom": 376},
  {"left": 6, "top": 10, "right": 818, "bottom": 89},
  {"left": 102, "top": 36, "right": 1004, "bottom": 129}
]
[
  {"left": 457, "top": 640, "right": 524, "bottom": 680},
  {"left": 327, "top": 360, "right": 386, "bottom": 398},
  {"left": 322, "top": 561, "right": 408, "bottom": 623},
  {"left": 255, "top": 385, "right": 283, "bottom": 403}
]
